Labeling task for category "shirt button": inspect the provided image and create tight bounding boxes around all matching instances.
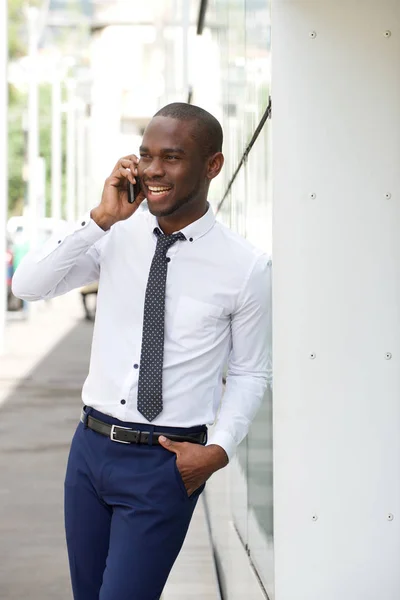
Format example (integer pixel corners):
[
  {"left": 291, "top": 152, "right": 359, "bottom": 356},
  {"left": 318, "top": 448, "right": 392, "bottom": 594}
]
[
  {"left": 166, "top": 257, "right": 171, "bottom": 263},
  {"left": 189, "top": 237, "right": 193, "bottom": 242},
  {"left": 57, "top": 240, "right": 61, "bottom": 244},
  {"left": 133, "top": 364, "right": 139, "bottom": 369},
  {"left": 81, "top": 221, "right": 86, "bottom": 226},
  {"left": 120, "top": 399, "right": 126, "bottom": 405}
]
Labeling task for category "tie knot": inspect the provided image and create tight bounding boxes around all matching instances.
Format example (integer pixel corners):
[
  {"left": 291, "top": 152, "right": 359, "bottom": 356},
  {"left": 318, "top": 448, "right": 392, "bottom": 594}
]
[{"left": 154, "top": 228, "right": 186, "bottom": 254}]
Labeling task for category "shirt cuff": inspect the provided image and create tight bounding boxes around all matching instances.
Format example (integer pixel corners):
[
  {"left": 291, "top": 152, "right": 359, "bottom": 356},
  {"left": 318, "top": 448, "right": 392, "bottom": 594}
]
[
  {"left": 206, "top": 430, "right": 237, "bottom": 462},
  {"left": 78, "top": 213, "right": 110, "bottom": 244}
]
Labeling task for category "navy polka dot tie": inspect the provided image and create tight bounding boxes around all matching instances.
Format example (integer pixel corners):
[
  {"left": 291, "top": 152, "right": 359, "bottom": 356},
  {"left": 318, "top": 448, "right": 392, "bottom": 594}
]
[{"left": 137, "top": 227, "right": 186, "bottom": 421}]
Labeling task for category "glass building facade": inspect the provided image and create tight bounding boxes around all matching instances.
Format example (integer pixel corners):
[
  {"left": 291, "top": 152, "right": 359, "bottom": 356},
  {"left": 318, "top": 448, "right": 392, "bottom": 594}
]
[{"left": 192, "top": 1, "right": 273, "bottom": 597}]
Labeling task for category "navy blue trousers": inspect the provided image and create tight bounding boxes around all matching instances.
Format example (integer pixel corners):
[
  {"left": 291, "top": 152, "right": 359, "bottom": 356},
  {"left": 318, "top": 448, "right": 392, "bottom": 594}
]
[{"left": 64, "top": 408, "right": 206, "bottom": 600}]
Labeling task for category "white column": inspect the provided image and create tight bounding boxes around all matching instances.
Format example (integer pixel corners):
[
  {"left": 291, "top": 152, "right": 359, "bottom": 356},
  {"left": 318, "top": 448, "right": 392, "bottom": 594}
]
[
  {"left": 66, "top": 79, "right": 76, "bottom": 223},
  {"left": 36, "top": 156, "right": 46, "bottom": 220},
  {"left": 182, "top": 0, "right": 190, "bottom": 101},
  {"left": 0, "top": 0, "right": 7, "bottom": 352},
  {"left": 76, "top": 101, "right": 86, "bottom": 217},
  {"left": 51, "top": 75, "right": 62, "bottom": 220},
  {"left": 272, "top": 2, "right": 400, "bottom": 600},
  {"left": 26, "top": 7, "right": 39, "bottom": 246},
  {"left": 84, "top": 114, "right": 91, "bottom": 213}
]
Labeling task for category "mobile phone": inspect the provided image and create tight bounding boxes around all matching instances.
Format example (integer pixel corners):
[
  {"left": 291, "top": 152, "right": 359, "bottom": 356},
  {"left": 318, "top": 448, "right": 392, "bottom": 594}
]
[{"left": 128, "top": 177, "right": 141, "bottom": 204}]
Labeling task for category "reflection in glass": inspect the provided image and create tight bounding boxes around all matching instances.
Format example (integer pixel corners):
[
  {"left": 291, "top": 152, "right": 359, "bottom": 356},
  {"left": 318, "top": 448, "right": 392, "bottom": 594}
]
[{"left": 245, "top": 0, "right": 271, "bottom": 139}]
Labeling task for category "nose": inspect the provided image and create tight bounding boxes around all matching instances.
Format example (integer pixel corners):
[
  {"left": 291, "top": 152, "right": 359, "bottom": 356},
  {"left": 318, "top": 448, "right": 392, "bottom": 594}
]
[{"left": 143, "top": 157, "right": 165, "bottom": 179}]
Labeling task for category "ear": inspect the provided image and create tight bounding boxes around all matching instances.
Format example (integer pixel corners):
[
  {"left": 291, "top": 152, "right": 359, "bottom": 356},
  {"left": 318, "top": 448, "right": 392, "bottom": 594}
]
[{"left": 206, "top": 152, "right": 224, "bottom": 181}]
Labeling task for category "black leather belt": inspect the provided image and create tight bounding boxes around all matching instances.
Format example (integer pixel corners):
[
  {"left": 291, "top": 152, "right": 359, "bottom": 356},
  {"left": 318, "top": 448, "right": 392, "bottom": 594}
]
[{"left": 81, "top": 410, "right": 207, "bottom": 446}]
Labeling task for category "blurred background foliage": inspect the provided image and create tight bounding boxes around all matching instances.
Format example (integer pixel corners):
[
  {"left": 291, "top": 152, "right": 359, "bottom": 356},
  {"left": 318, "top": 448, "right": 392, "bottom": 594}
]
[
  {"left": 8, "top": 0, "right": 65, "bottom": 216},
  {"left": 8, "top": 0, "right": 28, "bottom": 215}
]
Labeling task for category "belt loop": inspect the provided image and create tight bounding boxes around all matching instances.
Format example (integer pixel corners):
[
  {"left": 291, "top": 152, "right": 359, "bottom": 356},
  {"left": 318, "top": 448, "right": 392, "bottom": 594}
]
[
  {"left": 82, "top": 406, "right": 89, "bottom": 429},
  {"left": 147, "top": 425, "right": 155, "bottom": 446},
  {"left": 203, "top": 428, "right": 208, "bottom": 445},
  {"left": 82, "top": 405, "right": 92, "bottom": 429}
]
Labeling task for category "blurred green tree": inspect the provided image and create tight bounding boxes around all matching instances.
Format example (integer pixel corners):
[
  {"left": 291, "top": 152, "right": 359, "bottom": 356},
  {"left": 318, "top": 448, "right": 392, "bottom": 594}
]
[
  {"left": 7, "top": 0, "right": 60, "bottom": 217},
  {"left": 8, "top": 88, "right": 26, "bottom": 215},
  {"left": 8, "top": 1, "right": 83, "bottom": 218},
  {"left": 8, "top": 0, "right": 28, "bottom": 60},
  {"left": 8, "top": 0, "right": 28, "bottom": 214}
]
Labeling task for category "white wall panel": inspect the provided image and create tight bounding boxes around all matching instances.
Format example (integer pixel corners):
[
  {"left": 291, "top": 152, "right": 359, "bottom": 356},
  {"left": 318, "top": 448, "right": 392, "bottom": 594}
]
[{"left": 272, "top": 1, "right": 400, "bottom": 599}]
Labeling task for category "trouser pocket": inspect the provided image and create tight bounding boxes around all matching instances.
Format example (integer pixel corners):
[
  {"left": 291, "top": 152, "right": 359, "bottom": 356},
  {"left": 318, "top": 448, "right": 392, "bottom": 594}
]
[{"left": 172, "top": 456, "right": 206, "bottom": 500}]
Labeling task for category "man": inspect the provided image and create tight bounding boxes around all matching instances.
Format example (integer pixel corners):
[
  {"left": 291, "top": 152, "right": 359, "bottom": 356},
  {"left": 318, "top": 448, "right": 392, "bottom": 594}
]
[{"left": 12, "top": 102, "right": 270, "bottom": 600}]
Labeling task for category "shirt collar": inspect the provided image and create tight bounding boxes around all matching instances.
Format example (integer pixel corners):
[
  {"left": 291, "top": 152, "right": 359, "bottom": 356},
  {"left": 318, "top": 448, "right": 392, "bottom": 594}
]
[{"left": 147, "top": 203, "right": 215, "bottom": 242}]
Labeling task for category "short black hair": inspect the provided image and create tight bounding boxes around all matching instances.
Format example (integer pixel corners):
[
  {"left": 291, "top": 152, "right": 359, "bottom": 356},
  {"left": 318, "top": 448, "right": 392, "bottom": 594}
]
[{"left": 153, "top": 102, "right": 223, "bottom": 158}]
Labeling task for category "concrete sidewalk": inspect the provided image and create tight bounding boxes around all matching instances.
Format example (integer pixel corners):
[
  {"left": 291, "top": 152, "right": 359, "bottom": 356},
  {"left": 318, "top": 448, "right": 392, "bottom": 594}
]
[{"left": 0, "top": 292, "right": 220, "bottom": 599}]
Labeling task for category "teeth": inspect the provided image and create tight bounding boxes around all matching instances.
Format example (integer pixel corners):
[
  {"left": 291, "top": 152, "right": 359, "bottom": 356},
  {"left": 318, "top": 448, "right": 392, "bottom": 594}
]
[{"left": 148, "top": 186, "right": 171, "bottom": 192}]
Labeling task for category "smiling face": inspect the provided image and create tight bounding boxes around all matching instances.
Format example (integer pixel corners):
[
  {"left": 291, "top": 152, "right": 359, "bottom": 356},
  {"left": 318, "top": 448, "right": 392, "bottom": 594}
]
[{"left": 138, "top": 116, "right": 211, "bottom": 220}]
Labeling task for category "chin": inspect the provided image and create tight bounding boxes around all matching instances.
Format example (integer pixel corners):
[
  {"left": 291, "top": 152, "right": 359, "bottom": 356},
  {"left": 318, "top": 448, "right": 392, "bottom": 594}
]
[{"left": 147, "top": 200, "right": 180, "bottom": 218}]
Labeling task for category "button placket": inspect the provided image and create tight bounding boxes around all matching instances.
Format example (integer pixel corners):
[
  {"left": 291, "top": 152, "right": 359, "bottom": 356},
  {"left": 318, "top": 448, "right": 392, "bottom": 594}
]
[
  {"left": 166, "top": 244, "right": 180, "bottom": 260},
  {"left": 120, "top": 369, "right": 138, "bottom": 407}
]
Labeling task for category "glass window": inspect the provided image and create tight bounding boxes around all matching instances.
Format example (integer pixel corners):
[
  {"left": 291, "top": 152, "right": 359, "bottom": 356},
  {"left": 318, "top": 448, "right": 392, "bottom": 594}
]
[
  {"left": 245, "top": 118, "right": 273, "bottom": 594},
  {"left": 245, "top": 0, "right": 271, "bottom": 141},
  {"left": 197, "top": 0, "right": 273, "bottom": 594}
]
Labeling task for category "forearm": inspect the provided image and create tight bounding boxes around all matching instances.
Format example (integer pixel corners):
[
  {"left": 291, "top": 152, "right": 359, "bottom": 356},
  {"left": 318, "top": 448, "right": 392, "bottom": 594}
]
[
  {"left": 204, "top": 444, "right": 229, "bottom": 470},
  {"left": 90, "top": 207, "right": 117, "bottom": 231}
]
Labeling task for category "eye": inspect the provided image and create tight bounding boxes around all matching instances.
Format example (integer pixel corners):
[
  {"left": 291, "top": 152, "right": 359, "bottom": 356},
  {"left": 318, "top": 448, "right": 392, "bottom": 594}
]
[
  {"left": 165, "top": 155, "right": 179, "bottom": 161},
  {"left": 140, "top": 154, "right": 150, "bottom": 159}
]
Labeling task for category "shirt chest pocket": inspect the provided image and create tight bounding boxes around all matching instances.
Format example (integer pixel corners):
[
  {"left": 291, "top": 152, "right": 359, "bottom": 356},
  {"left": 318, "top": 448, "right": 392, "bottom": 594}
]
[{"left": 169, "top": 296, "right": 224, "bottom": 349}]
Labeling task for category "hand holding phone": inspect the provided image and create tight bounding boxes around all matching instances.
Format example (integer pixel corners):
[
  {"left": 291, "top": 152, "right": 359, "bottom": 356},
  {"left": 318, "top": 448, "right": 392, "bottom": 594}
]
[{"left": 91, "top": 155, "right": 145, "bottom": 231}]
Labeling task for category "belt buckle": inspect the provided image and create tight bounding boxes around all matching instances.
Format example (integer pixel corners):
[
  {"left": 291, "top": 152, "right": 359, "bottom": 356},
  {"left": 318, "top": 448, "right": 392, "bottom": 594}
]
[{"left": 110, "top": 424, "right": 132, "bottom": 444}]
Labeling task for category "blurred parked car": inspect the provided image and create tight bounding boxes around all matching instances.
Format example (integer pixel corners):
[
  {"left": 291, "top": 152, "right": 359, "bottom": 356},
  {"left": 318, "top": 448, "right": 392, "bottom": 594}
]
[
  {"left": 6, "top": 235, "right": 23, "bottom": 311},
  {"left": 6, "top": 216, "right": 68, "bottom": 312},
  {"left": 7, "top": 216, "right": 68, "bottom": 269}
]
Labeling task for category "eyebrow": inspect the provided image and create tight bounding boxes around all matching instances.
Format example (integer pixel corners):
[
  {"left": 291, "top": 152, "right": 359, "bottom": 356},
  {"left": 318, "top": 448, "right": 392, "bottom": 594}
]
[{"left": 139, "top": 146, "right": 186, "bottom": 155}]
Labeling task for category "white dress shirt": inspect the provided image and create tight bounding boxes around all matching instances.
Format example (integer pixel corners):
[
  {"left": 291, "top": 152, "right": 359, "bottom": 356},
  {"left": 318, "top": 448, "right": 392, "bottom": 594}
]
[{"left": 12, "top": 204, "right": 271, "bottom": 460}]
